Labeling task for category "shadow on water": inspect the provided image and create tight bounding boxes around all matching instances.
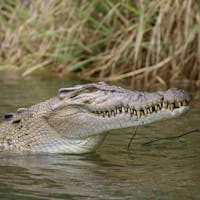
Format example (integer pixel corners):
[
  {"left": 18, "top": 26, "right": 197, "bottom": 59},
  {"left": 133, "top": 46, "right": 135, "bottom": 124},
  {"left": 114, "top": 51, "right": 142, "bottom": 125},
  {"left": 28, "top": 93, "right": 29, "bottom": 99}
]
[{"left": 0, "top": 75, "right": 199, "bottom": 200}]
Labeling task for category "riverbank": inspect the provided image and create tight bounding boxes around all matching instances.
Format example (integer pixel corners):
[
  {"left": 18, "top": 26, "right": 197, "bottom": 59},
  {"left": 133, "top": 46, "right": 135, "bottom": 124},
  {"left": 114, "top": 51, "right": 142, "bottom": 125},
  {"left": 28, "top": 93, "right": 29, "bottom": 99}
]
[{"left": 0, "top": 1, "right": 199, "bottom": 88}]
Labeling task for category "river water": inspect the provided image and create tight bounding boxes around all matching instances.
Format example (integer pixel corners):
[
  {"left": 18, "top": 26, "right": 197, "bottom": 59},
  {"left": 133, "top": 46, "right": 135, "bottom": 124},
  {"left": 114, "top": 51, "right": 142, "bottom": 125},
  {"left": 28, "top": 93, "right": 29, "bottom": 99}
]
[{"left": 0, "top": 75, "right": 199, "bottom": 200}]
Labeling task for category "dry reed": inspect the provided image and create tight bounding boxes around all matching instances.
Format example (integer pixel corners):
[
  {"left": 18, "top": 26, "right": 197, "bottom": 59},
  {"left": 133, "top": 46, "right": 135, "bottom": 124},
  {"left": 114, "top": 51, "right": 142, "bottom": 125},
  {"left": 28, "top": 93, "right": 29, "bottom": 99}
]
[{"left": 0, "top": 0, "right": 199, "bottom": 88}]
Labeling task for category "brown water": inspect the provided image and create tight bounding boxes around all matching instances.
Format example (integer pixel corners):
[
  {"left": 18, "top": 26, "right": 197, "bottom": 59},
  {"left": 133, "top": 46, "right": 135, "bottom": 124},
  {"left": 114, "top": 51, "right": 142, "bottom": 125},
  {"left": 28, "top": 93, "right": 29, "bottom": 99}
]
[{"left": 0, "top": 76, "right": 199, "bottom": 200}]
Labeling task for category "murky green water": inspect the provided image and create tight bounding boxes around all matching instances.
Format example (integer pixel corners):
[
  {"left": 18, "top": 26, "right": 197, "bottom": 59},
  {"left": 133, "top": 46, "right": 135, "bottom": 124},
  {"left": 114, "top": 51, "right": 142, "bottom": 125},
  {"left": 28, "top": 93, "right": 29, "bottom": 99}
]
[{"left": 0, "top": 75, "right": 199, "bottom": 200}]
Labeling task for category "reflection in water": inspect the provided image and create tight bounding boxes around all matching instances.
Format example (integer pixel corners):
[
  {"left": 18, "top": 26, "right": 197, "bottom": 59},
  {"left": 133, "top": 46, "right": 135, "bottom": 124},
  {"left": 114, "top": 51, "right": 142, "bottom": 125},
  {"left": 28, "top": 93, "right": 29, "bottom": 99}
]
[{"left": 0, "top": 76, "right": 199, "bottom": 199}]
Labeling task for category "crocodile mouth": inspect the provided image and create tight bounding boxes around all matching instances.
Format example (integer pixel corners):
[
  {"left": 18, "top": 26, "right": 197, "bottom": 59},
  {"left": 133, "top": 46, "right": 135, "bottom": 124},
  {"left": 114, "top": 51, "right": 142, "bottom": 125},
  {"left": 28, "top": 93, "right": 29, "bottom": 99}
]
[{"left": 91, "top": 99, "right": 190, "bottom": 119}]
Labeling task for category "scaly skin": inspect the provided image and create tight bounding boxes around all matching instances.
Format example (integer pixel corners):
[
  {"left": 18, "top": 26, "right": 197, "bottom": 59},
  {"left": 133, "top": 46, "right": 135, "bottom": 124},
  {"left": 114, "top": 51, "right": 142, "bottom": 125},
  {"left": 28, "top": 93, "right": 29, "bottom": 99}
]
[{"left": 0, "top": 82, "right": 191, "bottom": 154}]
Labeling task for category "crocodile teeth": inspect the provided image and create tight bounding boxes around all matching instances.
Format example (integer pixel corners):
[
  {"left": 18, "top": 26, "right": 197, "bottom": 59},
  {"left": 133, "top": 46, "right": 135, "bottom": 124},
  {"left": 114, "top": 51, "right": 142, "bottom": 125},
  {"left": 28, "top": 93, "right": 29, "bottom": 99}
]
[
  {"left": 182, "top": 100, "right": 187, "bottom": 106},
  {"left": 111, "top": 110, "right": 116, "bottom": 116},
  {"left": 94, "top": 98, "right": 189, "bottom": 118},
  {"left": 130, "top": 108, "right": 134, "bottom": 114},
  {"left": 169, "top": 103, "right": 174, "bottom": 111},
  {"left": 163, "top": 101, "right": 168, "bottom": 108},
  {"left": 125, "top": 107, "right": 128, "bottom": 112},
  {"left": 136, "top": 111, "right": 141, "bottom": 118},
  {"left": 105, "top": 111, "right": 109, "bottom": 117},
  {"left": 117, "top": 108, "right": 121, "bottom": 114},
  {"left": 144, "top": 109, "right": 148, "bottom": 115}
]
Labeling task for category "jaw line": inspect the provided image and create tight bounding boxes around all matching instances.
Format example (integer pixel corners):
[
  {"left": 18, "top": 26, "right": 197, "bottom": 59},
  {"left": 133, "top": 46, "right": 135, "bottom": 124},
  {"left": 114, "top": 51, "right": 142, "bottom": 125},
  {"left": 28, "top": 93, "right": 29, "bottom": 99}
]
[
  {"left": 160, "top": 106, "right": 190, "bottom": 117},
  {"left": 89, "top": 106, "right": 190, "bottom": 126},
  {"left": 61, "top": 106, "right": 190, "bottom": 141},
  {"left": 140, "top": 106, "right": 190, "bottom": 124}
]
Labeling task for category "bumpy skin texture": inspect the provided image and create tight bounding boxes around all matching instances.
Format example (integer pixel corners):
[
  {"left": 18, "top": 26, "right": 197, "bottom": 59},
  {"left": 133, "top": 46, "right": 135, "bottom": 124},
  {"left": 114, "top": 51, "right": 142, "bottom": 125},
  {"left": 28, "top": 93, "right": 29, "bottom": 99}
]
[{"left": 0, "top": 82, "right": 191, "bottom": 154}]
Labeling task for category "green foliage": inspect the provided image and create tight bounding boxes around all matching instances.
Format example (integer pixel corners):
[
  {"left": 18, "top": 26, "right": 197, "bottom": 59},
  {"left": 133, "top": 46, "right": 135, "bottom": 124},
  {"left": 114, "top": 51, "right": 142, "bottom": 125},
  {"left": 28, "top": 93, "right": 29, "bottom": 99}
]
[{"left": 0, "top": 0, "right": 199, "bottom": 86}]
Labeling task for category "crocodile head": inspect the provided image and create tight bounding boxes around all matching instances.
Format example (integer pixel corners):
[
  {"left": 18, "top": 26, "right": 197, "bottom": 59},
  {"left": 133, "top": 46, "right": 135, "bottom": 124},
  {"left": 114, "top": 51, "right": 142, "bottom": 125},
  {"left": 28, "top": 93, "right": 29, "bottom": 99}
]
[
  {"left": 0, "top": 82, "right": 191, "bottom": 154},
  {"left": 49, "top": 82, "right": 191, "bottom": 138}
]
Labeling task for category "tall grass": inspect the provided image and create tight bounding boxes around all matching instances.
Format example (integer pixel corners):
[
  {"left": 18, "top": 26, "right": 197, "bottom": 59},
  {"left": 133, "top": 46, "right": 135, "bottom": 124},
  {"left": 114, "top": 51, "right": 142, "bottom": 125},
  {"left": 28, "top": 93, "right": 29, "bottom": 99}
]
[{"left": 0, "top": 0, "right": 199, "bottom": 87}]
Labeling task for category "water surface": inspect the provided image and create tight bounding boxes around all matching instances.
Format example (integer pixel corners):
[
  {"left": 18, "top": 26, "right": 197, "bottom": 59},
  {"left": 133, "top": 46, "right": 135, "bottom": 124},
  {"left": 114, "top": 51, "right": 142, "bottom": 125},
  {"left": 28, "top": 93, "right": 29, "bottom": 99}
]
[{"left": 0, "top": 76, "right": 199, "bottom": 200}]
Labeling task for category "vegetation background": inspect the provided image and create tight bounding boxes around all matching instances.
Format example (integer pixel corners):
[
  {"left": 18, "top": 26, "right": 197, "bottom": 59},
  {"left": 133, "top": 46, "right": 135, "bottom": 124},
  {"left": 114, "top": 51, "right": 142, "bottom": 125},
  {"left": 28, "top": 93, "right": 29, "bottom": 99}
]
[{"left": 0, "top": 0, "right": 199, "bottom": 88}]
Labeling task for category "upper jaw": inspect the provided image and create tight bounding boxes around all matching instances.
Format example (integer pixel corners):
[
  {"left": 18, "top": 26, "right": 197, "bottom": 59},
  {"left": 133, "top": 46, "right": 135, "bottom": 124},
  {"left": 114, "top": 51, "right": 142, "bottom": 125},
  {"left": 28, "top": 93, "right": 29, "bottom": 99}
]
[
  {"left": 58, "top": 83, "right": 191, "bottom": 119},
  {"left": 87, "top": 88, "right": 191, "bottom": 119}
]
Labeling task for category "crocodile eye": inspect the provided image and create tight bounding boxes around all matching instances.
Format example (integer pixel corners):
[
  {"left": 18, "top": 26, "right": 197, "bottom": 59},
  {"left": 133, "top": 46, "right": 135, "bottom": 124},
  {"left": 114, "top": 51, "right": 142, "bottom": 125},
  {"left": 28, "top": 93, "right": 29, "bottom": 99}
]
[{"left": 4, "top": 113, "right": 14, "bottom": 121}]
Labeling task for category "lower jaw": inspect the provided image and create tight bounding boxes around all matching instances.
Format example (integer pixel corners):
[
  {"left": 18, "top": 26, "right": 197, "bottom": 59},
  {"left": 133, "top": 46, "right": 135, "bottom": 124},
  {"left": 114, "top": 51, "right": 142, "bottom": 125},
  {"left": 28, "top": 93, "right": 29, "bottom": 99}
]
[{"left": 99, "top": 106, "right": 190, "bottom": 129}]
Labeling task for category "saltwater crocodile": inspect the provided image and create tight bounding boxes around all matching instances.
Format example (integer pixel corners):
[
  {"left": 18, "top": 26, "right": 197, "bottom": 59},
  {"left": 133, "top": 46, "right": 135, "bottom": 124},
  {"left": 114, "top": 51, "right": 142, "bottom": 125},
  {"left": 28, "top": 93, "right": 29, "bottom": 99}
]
[{"left": 0, "top": 82, "right": 191, "bottom": 154}]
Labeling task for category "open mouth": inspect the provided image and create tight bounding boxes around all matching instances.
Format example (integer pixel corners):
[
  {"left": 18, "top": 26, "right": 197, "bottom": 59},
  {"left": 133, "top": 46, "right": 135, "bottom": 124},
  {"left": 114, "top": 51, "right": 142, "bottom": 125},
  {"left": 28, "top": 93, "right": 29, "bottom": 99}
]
[{"left": 91, "top": 99, "right": 190, "bottom": 119}]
